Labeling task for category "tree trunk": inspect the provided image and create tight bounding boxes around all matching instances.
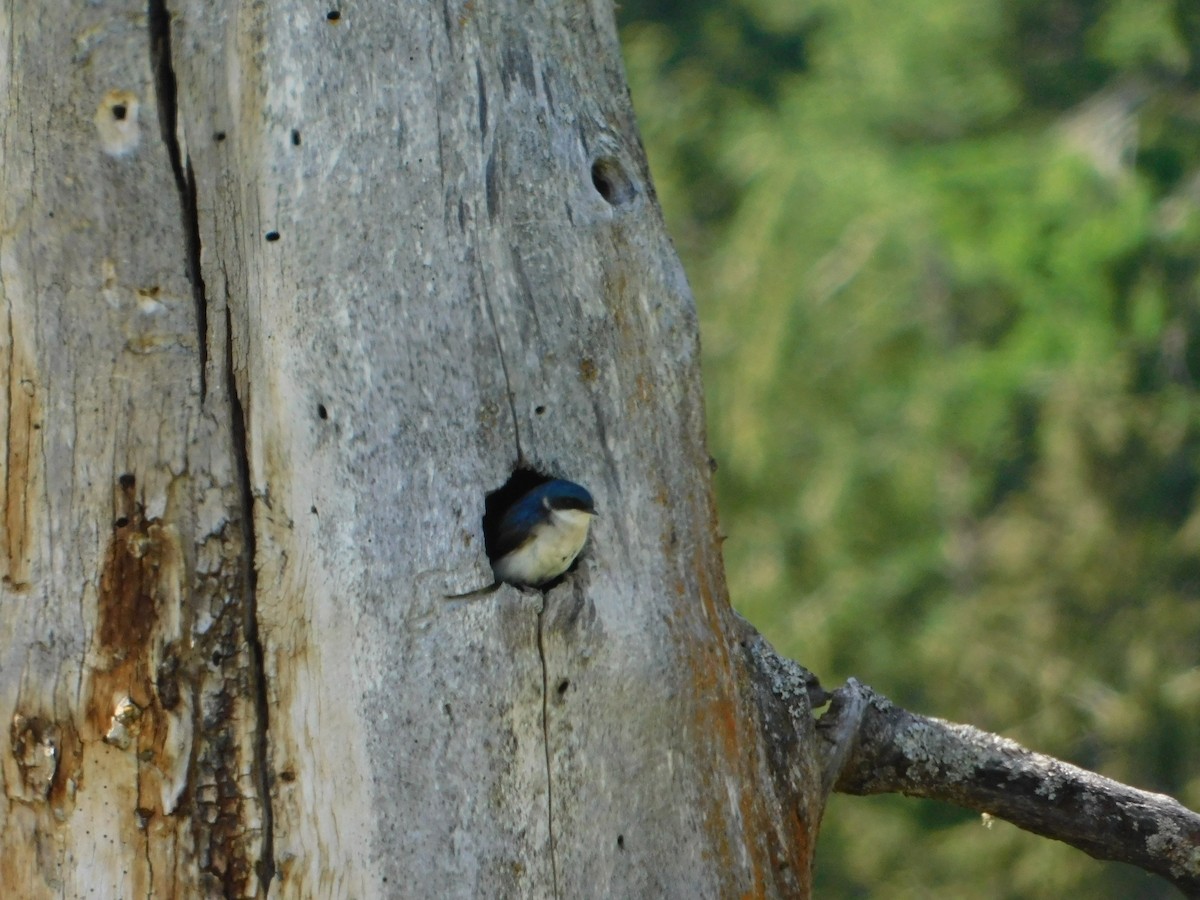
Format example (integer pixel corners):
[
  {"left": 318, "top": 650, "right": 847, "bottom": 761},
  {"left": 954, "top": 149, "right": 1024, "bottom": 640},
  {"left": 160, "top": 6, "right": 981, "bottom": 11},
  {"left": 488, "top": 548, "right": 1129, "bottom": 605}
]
[{"left": 1, "top": 1, "right": 822, "bottom": 896}]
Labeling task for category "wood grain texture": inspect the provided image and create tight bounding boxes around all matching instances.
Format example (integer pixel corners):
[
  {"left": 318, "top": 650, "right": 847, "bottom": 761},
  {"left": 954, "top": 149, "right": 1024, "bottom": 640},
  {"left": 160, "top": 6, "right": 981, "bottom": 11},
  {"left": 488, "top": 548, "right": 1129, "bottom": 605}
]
[
  {"left": 1, "top": 1, "right": 265, "bottom": 896},
  {"left": 1, "top": 1, "right": 823, "bottom": 897},
  {"left": 824, "top": 679, "right": 1200, "bottom": 895}
]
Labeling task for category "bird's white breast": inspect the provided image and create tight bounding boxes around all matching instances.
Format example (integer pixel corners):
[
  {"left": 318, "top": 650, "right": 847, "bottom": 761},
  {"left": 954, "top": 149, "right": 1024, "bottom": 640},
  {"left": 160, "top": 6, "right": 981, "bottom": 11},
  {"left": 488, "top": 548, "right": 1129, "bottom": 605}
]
[{"left": 494, "top": 508, "right": 594, "bottom": 586}]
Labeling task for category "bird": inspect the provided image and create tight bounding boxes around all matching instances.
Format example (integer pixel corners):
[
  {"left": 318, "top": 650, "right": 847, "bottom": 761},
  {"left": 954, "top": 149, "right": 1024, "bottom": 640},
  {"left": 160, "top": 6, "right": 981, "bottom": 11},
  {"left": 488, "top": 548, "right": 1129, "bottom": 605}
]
[{"left": 446, "top": 479, "right": 598, "bottom": 598}]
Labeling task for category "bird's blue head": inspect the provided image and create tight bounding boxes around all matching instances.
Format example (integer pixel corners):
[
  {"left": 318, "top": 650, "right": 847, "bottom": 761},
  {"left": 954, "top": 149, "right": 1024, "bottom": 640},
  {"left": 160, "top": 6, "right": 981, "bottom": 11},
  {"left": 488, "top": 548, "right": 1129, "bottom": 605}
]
[{"left": 521, "top": 479, "right": 596, "bottom": 518}]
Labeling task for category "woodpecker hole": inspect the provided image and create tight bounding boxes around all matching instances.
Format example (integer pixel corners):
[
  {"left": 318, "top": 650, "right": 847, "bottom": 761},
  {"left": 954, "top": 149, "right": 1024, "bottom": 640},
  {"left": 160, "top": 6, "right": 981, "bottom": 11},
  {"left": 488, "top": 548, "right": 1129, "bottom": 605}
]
[
  {"left": 557, "top": 679, "right": 570, "bottom": 696},
  {"left": 327, "top": 9, "right": 341, "bottom": 21},
  {"left": 317, "top": 404, "right": 328, "bottom": 420},
  {"left": 265, "top": 231, "right": 280, "bottom": 242},
  {"left": 214, "top": 131, "right": 227, "bottom": 142},
  {"left": 534, "top": 405, "right": 546, "bottom": 415},
  {"left": 617, "top": 834, "right": 625, "bottom": 850},
  {"left": 95, "top": 89, "right": 140, "bottom": 157},
  {"left": 118, "top": 473, "right": 136, "bottom": 490},
  {"left": 591, "top": 156, "right": 636, "bottom": 206},
  {"left": 291, "top": 129, "right": 301, "bottom": 146},
  {"left": 114, "top": 517, "right": 130, "bottom": 529}
]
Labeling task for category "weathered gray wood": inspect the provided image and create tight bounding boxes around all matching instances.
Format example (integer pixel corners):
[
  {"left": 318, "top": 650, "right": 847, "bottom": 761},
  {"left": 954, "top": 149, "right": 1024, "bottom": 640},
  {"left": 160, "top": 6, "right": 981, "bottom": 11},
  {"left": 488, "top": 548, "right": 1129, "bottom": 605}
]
[
  {"left": 1, "top": 1, "right": 265, "bottom": 896},
  {"left": 2, "top": 1, "right": 821, "bottom": 897},
  {"left": 821, "top": 680, "right": 1200, "bottom": 895}
]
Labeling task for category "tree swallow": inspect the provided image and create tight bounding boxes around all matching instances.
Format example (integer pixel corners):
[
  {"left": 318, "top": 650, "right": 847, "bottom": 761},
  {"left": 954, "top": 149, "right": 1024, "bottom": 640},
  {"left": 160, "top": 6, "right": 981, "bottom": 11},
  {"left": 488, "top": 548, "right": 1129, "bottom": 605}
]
[
  {"left": 492, "top": 479, "right": 597, "bottom": 588},
  {"left": 447, "top": 479, "right": 598, "bottom": 598}
]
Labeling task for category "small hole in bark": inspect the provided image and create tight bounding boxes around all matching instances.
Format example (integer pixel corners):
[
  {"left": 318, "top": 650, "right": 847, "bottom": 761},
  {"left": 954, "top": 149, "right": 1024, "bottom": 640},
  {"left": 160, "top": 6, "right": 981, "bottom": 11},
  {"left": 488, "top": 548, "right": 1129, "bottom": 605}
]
[
  {"left": 211, "top": 651, "right": 222, "bottom": 665},
  {"left": 311, "top": 506, "right": 318, "bottom": 514},
  {"left": 111, "top": 104, "right": 127, "bottom": 121},
  {"left": 214, "top": 131, "right": 226, "bottom": 142},
  {"left": 591, "top": 157, "right": 636, "bottom": 206},
  {"left": 291, "top": 129, "right": 301, "bottom": 146},
  {"left": 557, "top": 679, "right": 570, "bottom": 696},
  {"left": 327, "top": 9, "right": 341, "bottom": 21},
  {"left": 535, "top": 405, "right": 546, "bottom": 415},
  {"left": 265, "top": 231, "right": 280, "bottom": 242},
  {"left": 617, "top": 834, "right": 625, "bottom": 850},
  {"left": 317, "top": 404, "right": 328, "bottom": 420},
  {"left": 118, "top": 473, "right": 136, "bottom": 489},
  {"left": 279, "top": 769, "right": 296, "bottom": 783},
  {"left": 113, "top": 517, "right": 129, "bottom": 528}
]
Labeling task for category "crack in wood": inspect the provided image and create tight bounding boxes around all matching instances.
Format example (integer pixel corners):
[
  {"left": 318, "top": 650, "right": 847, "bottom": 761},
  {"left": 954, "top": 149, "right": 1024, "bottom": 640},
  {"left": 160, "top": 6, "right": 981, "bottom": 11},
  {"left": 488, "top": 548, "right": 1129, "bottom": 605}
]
[
  {"left": 147, "top": 3, "right": 275, "bottom": 894},
  {"left": 225, "top": 305, "right": 276, "bottom": 896},
  {"left": 148, "top": 0, "right": 208, "bottom": 400},
  {"left": 479, "top": 277, "right": 524, "bottom": 461},
  {"left": 535, "top": 598, "right": 560, "bottom": 899}
]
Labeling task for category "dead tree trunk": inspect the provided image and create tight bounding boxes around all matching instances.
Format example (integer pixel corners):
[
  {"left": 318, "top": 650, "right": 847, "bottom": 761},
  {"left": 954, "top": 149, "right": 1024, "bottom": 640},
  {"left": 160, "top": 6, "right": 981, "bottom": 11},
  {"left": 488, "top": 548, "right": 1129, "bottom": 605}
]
[{"left": 0, "top": 1, "right": 824, "bottom": 896}]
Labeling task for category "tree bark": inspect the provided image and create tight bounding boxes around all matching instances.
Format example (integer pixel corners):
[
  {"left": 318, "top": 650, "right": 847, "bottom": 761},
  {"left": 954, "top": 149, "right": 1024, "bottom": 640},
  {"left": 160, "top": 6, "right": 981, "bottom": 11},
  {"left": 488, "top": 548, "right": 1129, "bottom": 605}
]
[
  {"left": 1, "top": 1, "right": 822, "bottom": 896},
  {"left": 820, "top": 679, "right": 1200, "bottom": 896},
  {"left": 9, "top": 3, "right": 1196, "bottom": 898}
]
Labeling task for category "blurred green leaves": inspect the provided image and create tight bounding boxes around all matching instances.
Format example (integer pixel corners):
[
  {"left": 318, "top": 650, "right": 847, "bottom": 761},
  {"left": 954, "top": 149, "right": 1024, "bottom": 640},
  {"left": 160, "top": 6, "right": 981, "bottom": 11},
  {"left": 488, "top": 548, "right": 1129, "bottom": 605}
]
[{"left": 620, "top": 0, "right": 1200, "bottom": 895}]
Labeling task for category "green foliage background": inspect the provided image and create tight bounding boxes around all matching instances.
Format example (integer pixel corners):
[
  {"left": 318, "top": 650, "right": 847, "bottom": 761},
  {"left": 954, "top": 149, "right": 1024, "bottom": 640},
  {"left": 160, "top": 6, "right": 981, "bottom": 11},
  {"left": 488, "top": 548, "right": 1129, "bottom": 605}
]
[{"left": 618, "top": 1, "right": 1200, "bottom": 895}]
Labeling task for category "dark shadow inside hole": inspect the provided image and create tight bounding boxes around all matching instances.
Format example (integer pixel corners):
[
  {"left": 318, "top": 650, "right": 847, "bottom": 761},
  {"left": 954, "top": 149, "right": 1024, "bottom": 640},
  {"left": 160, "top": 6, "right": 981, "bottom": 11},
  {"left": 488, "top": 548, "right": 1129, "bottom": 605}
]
[
  {"left": 327, "top": 9, "right": 341, "bottom": 21},
  {"left": 111, "top": 104, "right": 127, "bottom": 121},
  {"left": 482, "top": 468, "right": 550, "bottom": 565},
  {"left": 317, "top": 403, "right": 328, "bottom": 420},
  {"left": 291, "top": 129, "right": 301, "bottom": 146},
  {"left": 590, "top": 157, "right": 637, "bottom": 206}
]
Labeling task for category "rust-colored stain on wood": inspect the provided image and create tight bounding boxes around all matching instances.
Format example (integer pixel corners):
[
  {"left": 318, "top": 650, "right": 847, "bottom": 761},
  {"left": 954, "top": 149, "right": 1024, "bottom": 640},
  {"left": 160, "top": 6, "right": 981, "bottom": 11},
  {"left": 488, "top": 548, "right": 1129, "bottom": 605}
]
[
  {"left": 685, "top": 535, "right": 812, "bottom": 896},
  {"left": 687, "top": 550, "right": 762, "bottom": 895},
  {"left": 85, "top": 475, "right": 188, "bottom": 751},
  {"left": 8, "top": 714, "right": 81, "bottom": 808},
  {"left": 3, "top": 341, "right": 41, "bottom": 588},
  {"left": 86, "top": 479, "right": 180, "bottom": 803},
  {"left": 96, "top": 518, "right": 159, "bottom": 656},
  {"left": 87, "top": 476, "right": 265, "bottom": 898}
]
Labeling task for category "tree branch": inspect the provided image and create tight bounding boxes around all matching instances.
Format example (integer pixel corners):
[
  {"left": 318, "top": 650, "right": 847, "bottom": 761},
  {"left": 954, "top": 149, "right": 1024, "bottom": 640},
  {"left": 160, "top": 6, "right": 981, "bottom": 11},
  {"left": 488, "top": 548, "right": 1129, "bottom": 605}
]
[{"left": 816, "top": 678, "right": 1200, "bottom": 896}]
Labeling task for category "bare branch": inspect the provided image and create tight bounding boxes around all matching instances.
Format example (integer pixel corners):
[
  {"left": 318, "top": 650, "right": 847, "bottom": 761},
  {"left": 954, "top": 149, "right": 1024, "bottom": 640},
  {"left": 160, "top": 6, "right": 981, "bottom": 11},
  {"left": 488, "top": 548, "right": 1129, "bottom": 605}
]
[{"left": 818, "top": 679, "right": 1200, "bottom": 895}]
